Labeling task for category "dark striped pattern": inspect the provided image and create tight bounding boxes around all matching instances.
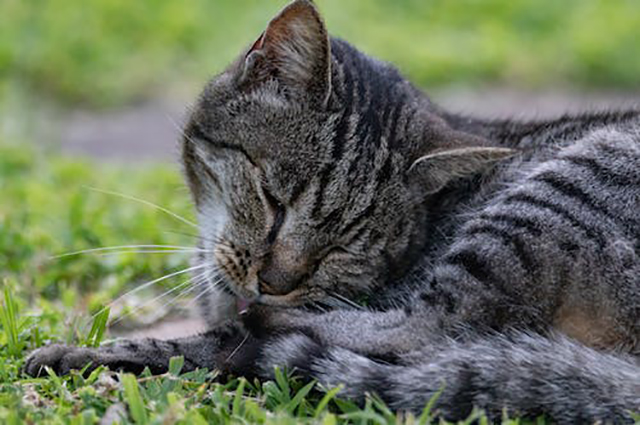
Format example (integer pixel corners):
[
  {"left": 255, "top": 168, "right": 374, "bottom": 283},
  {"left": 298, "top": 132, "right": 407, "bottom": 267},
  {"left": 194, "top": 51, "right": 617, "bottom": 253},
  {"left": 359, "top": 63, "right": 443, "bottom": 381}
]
[
  {"left": 465, "top": 224, "right": 537, "bottom": 274},
  {"left": 312, "top": 39, "right": 408, "bottom": 239},
  {"left": 502, "top": 192, "right": 607, "bottom": 248},
  {"left": 533, "top": 170, "right": 637, "bottom": 234},
  {"left": 445, "top": 250, "right": 499, "bottom": 287}
]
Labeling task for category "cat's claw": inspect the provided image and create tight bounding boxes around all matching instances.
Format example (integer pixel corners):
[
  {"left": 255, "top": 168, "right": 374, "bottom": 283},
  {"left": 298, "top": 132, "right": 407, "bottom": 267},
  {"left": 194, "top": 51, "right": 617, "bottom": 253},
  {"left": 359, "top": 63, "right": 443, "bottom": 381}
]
[{"left": 24, "top": 344, "right": 98, "bottom": 377}]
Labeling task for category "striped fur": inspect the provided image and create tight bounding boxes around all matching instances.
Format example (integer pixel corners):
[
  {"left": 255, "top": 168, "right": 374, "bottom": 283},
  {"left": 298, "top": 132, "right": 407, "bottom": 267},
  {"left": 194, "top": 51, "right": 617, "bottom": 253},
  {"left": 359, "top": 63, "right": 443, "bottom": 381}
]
[{"left": 26, "top": 1, "right": 640, "bottom": 422}]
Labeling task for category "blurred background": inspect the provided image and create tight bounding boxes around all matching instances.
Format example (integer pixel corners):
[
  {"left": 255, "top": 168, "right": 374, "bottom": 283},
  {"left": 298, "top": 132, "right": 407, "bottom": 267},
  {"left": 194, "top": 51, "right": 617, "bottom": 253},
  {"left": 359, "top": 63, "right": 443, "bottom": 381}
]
[
  {"left": 2, "top": 0, "right": 640, "bottom": 160},
  {"left": 0, "top": 0, "right": 639, "bottom": 335}
]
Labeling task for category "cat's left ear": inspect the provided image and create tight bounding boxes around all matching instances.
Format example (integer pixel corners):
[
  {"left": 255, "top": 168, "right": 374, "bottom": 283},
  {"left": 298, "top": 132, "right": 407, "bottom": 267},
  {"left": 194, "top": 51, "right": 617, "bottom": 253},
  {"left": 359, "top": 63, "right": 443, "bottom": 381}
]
[
  {"left": 239, "top": 0, "right": 331, "bottom": 106},
  {"left": 408, "top": 132, "right": 516, "bottom": 195}
]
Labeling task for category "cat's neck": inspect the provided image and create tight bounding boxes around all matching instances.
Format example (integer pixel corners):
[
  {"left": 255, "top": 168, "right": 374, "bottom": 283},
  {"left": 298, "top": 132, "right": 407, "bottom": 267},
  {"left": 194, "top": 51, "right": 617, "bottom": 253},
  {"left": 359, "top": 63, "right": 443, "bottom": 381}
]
[
  {"left": 415, "top": 104, "right": 639, "bottom": 260},
  {"left": 438, "top": 107, "right": 640, "bottom": 149}
]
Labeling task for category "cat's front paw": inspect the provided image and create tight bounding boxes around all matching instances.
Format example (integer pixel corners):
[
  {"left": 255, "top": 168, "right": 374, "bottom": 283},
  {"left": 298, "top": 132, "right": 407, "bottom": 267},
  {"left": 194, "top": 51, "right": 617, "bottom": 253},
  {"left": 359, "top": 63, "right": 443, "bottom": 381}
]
[
  {"left": 24, "top": 344, "right": 97, "bottom": 377},
  {"left": 242, "top": 305, "right": 307, "bottom": 337},
  {"left": 259, "top": 333, "right": 324, "bottom": 379}
]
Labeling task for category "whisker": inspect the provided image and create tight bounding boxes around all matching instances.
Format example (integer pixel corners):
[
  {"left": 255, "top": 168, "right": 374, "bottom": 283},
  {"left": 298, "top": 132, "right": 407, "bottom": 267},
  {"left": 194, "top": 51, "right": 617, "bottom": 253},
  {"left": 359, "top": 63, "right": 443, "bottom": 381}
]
[
  {"left": 162, "top": 230, "right": 236, "bottom": 249},
  {"left": 156, "top": 271, "right": 215, "bottom": 313},
  {"left": 159, "top": 280, "right": 201, "bottom": 309},
  {"left": 225, "top": 332, "right": 250, "bottom": 362},
  {"left": 89, "top": 263, "right": 209, "bottom": 322},
  {"left": 52, "top": 245, "right": 208, "bottom": 259},
  {"left": 85, "top": 186, "right": 198, "bottom": 229},
  {"left": 163, "top": 230, "right": 202, "bottom": 240},
  {"left": 329, "top": 291, "right": 363, "bottom": 310},
  {"left": 166, "top": 114, "right": 186, "bottom": 137},
  {"left": 110, "top": 282, "right": 191, "bottom": 326},
  {"left": 92, "top": 249, "right": 206, "bottom": 257},
  {"left": 311, "top": 301, "right": 328, "bottom": 313},
  {"left": 186, "top": 276, "right": 225, "bottom": 307},
  {"left": 323, "top": 297, "right": 347, "bottom": 309},
  {"left": 110, "top": 269, "right": 212, "bottom": 325}
]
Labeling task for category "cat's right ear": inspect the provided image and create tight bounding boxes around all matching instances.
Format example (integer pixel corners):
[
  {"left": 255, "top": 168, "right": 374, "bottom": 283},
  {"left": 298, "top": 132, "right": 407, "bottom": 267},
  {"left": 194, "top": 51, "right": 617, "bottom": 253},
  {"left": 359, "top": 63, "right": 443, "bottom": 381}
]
[
  {"left": 237, "top": 0, "right": 332, "bottom": 107},
  {"left": 408, "top": 130, "right": 516, "bottom": 195}
]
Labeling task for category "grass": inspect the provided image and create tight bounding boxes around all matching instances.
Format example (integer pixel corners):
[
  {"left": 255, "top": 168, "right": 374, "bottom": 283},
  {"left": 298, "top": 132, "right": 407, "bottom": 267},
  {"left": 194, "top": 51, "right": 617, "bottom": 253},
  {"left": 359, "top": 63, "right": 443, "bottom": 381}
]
[
  {"left": 0, "top": 138, "right": 549, "bottom": 424},
  {"left": 1, "top": 0, "right": 639, "bottom": 107}
]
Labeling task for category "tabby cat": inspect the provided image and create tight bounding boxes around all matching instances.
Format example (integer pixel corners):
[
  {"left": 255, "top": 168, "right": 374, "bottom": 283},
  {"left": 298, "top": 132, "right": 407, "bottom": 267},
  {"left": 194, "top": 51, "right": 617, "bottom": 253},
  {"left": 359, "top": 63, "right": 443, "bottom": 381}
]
[{"left": 26, "top": 1, "right": 640, "bottom": 422}]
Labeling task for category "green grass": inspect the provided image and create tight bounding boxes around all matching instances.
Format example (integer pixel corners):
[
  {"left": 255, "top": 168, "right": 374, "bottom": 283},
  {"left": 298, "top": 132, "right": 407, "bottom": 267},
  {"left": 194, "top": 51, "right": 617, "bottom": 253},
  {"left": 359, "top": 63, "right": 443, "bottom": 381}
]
[
  {"left": 0, "top": 139, "right": 548, "bottom": 424},
  {"left": 1, "top": 0, "right": 639, "bottom": 107}
]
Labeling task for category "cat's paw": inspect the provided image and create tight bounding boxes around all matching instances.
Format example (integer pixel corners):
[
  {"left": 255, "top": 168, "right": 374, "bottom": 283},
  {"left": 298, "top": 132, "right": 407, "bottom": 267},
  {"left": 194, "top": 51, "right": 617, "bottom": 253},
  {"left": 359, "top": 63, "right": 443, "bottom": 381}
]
[
  {"left": 24, "top": 344, "right": 98, "bottom": 377},
  {"left": 241, "top": 305, "right": 307, "bottom": 337},
  {"left": 258, "top": 333, "right": 324, "bottom": 379},
  {"left": 211, "top": 319, "right": 320, "bottom": 380}
]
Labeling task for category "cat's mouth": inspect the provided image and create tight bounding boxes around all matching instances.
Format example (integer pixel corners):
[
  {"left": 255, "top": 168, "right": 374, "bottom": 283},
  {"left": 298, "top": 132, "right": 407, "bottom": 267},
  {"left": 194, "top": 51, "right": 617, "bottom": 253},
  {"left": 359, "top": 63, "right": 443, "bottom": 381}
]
[
  {"left": 234, "top": 288, "right": 310, "bottom": 314},
  {"left": 236, "top": 297, "right": 253, "bottom": 315}
]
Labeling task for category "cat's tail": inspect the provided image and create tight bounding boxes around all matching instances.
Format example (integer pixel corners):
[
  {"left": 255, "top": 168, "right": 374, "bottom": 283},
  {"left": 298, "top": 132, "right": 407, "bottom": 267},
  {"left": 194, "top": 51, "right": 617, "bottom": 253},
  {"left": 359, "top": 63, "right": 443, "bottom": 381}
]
[{"left": 260, "top": 332, "right": 640, "bottom": 423}]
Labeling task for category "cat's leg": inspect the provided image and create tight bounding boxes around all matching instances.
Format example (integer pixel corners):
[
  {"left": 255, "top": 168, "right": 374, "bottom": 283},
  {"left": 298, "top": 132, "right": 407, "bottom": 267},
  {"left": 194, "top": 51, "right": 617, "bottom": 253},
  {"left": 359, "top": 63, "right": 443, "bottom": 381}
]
[
  {"left": 242, "top": 305, "right": 440, "bottom": 359},
  {"left": 246, "top": 331, "right": 640, "bottom": 423},
  {"left": 24, "top": 321, "right": 248, "bottom": 377}
]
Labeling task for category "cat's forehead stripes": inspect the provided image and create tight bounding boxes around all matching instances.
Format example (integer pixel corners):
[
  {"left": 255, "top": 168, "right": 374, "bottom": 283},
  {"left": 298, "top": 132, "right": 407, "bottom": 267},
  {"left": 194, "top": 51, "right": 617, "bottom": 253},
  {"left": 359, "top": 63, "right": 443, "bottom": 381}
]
[
  {"left": 307, "top": 40, "right": 416, "bottom": 238},
  {"left": 182, "top": 2, "right": 522, "bottom": 305},
  {"left": 186, "top": 120, "right": 258, "bottom": 167}
]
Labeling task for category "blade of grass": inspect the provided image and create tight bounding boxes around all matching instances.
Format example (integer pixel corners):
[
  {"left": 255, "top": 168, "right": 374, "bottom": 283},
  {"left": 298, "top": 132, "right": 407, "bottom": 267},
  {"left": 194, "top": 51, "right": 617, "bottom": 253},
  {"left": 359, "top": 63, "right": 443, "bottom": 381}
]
[
  {"left": 122, "top": 373, "right": 148, "bottom": 425},
  {"left": 341, "top": 409, "right": 388, "bottom": 425},
  {"left": 418, "top": 386, "right": 444, "bottom": 425},
  {"left": 168, "top": 356, "right": 184, "bottom": 376},
  {"left": 273, "top": 367, "right": 291, "bottom": 403},
  {"left": 284, "top": 380, "right": 315, "bottom": 414},
  {"left": 0, "top": 286, "right": 23, "bottom": 356},
  {"left": 314, "top": 385, "right": 344, "bottom": 418},
  {"left": 84, "top": 306, "right": 110, "bottom": 347},
  {"left": 232, "top": 377, "right": 247, "bottom": 417}
]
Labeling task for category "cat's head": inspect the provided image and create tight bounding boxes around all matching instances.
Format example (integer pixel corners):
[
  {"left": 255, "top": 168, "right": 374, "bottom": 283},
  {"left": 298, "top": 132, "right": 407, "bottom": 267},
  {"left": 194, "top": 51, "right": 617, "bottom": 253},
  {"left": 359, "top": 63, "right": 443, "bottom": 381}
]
[{"left": 181, "top": 0, "right": 512, "bottom": 308}]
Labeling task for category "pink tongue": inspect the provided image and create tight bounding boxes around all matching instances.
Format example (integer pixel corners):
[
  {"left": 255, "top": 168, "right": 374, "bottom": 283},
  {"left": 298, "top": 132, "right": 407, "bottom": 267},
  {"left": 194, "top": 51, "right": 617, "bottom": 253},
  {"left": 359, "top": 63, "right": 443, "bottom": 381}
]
[{"left": 236, "top": 298, "right": 252, "bottom": 314}]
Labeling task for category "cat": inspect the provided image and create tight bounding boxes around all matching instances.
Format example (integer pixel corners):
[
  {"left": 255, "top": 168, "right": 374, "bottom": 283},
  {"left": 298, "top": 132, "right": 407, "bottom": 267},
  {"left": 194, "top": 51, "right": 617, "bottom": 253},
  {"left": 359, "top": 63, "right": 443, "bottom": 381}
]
[{"left": 26, "top": 0, "right": 640, "bottom": 422}]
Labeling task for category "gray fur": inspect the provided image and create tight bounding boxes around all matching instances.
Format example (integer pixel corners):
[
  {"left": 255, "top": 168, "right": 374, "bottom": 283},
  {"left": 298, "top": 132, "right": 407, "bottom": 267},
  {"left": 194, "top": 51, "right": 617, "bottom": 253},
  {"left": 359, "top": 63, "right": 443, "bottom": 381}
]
[
  {"left": 26, "top": 1, "right": 640, "bottom": 422},
  {"left": 259, "top": 332, "right": 640, "bottom": 423}
]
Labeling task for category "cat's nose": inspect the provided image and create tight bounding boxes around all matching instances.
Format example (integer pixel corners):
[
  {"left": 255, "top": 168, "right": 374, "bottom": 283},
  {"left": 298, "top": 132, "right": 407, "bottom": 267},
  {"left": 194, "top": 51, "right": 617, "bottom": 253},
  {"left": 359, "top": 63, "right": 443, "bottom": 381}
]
[{"left": 257, "top": 263, "right": 304, "bottom": 296}]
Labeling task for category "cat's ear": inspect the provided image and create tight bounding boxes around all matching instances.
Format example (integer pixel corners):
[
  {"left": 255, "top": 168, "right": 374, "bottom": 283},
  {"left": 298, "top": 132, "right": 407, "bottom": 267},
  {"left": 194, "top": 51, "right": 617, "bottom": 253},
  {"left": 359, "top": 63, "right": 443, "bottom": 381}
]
[
  {"left": 408, "top": 132, "right": 516, "bottom": 195},
  {"left": 238, "top": 0, "right": 331, "bottom": 105}
]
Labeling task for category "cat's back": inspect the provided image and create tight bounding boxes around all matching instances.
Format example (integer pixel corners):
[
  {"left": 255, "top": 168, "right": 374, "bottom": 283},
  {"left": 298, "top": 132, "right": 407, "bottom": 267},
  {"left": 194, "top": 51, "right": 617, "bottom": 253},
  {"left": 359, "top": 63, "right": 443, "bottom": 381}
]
[{"left": 438, "top": 111, "right": 640, "bottom": 351}]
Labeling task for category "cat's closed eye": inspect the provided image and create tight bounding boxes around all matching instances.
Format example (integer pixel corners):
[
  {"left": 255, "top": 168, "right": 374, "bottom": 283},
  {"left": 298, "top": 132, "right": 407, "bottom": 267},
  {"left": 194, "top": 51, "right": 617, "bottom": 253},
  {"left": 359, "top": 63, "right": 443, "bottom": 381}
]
[
  {"left": 261, "top": 184, "right": 286, "bottom": 244},
  {"left": 188, "top": 122, "right": 258, "bottom": 167}
]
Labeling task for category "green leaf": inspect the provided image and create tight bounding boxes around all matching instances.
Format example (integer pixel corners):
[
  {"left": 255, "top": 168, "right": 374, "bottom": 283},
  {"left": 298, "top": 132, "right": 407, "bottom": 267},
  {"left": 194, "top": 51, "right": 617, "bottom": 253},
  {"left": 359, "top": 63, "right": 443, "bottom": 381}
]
[
  {"left": 84, "top": 306, "right": 110, "bottom": 348},
  {"left": 0, "top": 285, "right": 23, "bottom": 357},
  {"left": 342, "top": 409, "right": 388, "bottom": 425},
  {"left": 168, "top": 356, "right": 184, "bottom": 376},
  {"left": 122, "top": 373, "right": 148, "bottom": 425},
  {"left": 283, "top": 380, "right": 315, "bottom": 414},
  {"left": 418, "top": 385, "right": 444, "bottom": 425},
  {"left": 314, "top": 385, "right": 344, "bottom": 418},
  {"left": 273, "top": 367, "right": 291, "bottom": 403},
  {"left": 232, "top": 377, "right": 247, "bottom": 417}
]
